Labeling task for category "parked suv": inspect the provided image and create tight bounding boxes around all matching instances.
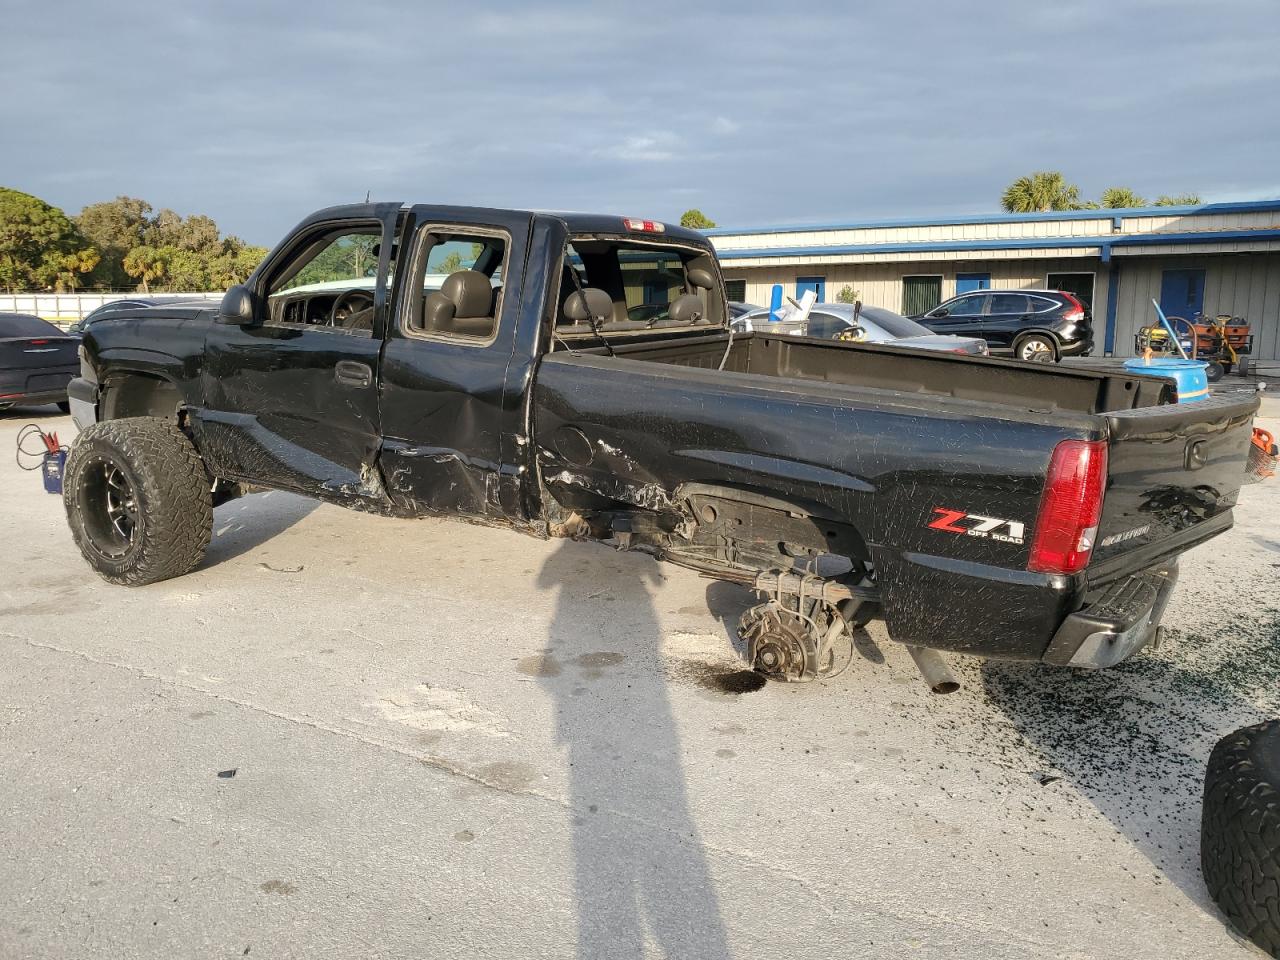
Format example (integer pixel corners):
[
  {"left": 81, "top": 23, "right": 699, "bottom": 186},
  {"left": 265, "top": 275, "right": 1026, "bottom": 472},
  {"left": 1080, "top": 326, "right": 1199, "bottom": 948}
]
[{"left": 913, "top": 289, "right": 1092, "bottom": 361}]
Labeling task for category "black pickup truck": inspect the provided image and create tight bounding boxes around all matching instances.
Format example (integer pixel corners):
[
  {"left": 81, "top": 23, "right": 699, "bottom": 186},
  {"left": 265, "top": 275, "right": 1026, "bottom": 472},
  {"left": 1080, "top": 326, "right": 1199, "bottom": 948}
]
[{"left": 63, "top": 203, "right": 1260, "bottom": 688}]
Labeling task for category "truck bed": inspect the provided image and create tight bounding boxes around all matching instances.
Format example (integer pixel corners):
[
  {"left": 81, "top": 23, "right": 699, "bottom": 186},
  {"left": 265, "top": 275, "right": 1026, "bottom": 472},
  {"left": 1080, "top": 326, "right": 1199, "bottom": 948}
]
[
  {"left": 597, "top": 330, "right": 1174, "bottom": 414},
  {"left": 534, "top": 330, "right": 1258, "bottom": 659}
]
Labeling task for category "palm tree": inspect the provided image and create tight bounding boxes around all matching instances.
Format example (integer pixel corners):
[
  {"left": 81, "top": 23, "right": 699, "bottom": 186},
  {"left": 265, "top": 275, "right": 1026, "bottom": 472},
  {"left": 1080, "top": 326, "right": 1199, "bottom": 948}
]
[
  {"left": 1001, "top": 172, "right": 1082, "bottom": 213},
  {"left": 1100, "top": 187, "right": 1146, "bottom": 209},
  {"left": 1154, "top": 193, "right": 1202, "bottom": 206},
  {"left": 122, "top": 245, "right": 168, "bottom": 293}
]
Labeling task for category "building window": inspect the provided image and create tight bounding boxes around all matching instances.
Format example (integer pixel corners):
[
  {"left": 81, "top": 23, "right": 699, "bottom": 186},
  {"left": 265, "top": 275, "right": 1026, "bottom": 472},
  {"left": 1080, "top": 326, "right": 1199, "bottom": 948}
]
[
  {"left": 955, "top": 272, "right": 990, "bottom": 294},
  {"left": 902, "top": 275, "right": 942, "bottom": 316},
  {"left": 1046, "top": 272, "right": 1095, "bottom": 309},
  {"left": 724, "top": 279, "right": 746, "bottom": 302}
]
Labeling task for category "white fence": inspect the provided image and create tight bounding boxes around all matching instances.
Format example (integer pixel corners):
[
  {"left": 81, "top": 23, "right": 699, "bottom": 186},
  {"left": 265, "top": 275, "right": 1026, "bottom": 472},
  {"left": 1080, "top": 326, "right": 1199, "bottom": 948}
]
[{"left": 0, "top": 292, "right": 222, "bottom": 325}]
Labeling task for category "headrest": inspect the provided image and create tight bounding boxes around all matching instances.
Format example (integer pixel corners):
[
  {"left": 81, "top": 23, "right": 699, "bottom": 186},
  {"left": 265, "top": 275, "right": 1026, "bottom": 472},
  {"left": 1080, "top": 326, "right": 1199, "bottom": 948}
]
[
  {"left": 563, "top": 287, "right": 613, "bottom": 324},
  {"left": 441, "top": 270, "right": 493, "bottom": 318},
  {"left": 685, "top": 255, "right": 717, "bottom": 290},
  {"left": 668, "top": 293, "right": 705, "bottom": 324},
  {"left": 422, "top": 291, "right": 455, "bottom": 331}
]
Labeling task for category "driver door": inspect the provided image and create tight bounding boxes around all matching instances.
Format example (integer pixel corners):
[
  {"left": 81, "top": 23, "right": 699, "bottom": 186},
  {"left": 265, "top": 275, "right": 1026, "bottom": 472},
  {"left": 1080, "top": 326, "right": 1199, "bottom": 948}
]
[{"left": 194, "top": 204, "right": 400, "bottom": 500}]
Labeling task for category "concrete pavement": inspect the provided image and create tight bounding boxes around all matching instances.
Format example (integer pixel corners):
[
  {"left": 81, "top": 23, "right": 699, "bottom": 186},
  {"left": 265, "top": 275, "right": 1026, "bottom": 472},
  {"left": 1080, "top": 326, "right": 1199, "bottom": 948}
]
[{"left": 2, "top": 405, "right": 1278, "bottom": 959}]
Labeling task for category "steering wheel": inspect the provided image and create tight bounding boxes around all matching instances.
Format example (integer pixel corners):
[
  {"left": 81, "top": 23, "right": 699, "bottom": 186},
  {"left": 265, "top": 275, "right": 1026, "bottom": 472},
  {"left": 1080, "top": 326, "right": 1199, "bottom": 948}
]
[{"left": 329, "top": 289, "right": 374, "bottom": 327}]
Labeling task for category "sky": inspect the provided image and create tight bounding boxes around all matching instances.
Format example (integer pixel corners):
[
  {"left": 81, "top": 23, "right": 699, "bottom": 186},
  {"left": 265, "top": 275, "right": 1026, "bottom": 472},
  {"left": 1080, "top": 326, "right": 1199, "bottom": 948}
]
[{"left": 3, "top": 0, "right": 1278, "bottom": 245}]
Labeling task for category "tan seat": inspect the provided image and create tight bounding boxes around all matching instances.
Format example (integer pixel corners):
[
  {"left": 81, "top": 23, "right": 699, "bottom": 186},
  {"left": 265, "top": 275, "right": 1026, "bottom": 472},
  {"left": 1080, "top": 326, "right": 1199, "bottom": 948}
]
[{"left": 418, "top": 270, "right": 496, "bottom": 338}]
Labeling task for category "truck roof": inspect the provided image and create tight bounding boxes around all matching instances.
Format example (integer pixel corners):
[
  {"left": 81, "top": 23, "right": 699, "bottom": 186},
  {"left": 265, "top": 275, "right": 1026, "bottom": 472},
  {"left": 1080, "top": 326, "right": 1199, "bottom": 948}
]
[{"left": 301, "top": 203, "right": 710, "bottom": 247}]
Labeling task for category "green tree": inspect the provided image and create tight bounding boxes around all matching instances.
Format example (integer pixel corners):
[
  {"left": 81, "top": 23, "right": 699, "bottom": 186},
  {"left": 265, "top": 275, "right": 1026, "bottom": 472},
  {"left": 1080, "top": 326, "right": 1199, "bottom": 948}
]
[
  {"left": 122, "top": 245, "right": 169, "bottom": 293},
  {"left": 435, "top": 251, "right": 464, "bottom": 274},
  {"left": 76, "top": 196, "right": 152, "bottom": 287},
  {"left": 0, "top": 187, "right": 99, "bottom": 292},
  {"left": 1100, "top": 187, "right": 1146, "bottom": 208},
  {"left": 835, "top": 284, "right": 860, "bottom": 304},
  {"left": 1154, "top": 193, "right": 1202, "bottom": 206},
  {"left": 161, "top": 247, "right": 210, "bottom": 291},
  {"left": 207, "top": 239, "right": 268, "bottom": 288},
  {"left": 679, "top": 209, "right": 716, "bottom": 229},
  {"left": 1000, "top": 172, "right": 1082, "bottom": 213},
  {"left": 54, "top": 247, "right": 101, "bottom": 292}
]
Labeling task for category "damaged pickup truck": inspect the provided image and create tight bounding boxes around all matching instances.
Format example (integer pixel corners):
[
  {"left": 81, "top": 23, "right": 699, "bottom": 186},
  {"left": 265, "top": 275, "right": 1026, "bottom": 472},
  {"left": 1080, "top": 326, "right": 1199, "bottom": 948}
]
[{"left": 64, "top": 203, "right": 1260, "bottom": 689}]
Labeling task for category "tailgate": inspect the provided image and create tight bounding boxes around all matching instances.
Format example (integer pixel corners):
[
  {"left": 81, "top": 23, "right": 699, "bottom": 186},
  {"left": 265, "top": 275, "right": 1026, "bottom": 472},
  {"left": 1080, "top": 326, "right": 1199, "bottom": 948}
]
[{"left": 1092, "top": 393, "right": 1259, "bottom": 567}]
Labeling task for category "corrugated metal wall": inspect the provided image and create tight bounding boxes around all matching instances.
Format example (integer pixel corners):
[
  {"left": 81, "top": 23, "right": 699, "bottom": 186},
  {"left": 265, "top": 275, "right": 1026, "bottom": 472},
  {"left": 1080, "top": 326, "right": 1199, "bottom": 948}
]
[
  {"left": 1110, "top": 253, "right": 1280, "bottom": 359},
  {"left": 724, "top": 252, "right": 1280, "bottom": 360},
  {"left": 727, "top": 258, "right": 1111, "bottom": 321}
]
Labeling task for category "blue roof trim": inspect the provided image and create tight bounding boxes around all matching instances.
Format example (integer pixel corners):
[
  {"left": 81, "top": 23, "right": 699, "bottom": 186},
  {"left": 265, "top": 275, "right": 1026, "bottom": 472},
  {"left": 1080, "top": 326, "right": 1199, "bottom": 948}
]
[
  {"left": 702, "top": 199, "right": 1280, "bottom": 238},
  {"left": 713, "top": 228, "right": 1280, "bottom": 261}
]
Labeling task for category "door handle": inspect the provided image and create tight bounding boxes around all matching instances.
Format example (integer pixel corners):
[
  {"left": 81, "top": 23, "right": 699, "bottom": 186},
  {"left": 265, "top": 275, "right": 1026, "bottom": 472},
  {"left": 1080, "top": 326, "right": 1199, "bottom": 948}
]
[{"left": 334, "top": 360, "right": 372, "bottom": 388}]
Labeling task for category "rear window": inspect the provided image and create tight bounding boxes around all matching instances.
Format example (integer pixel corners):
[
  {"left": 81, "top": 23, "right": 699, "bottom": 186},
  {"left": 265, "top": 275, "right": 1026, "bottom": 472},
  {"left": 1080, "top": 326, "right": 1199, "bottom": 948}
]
[
  {"left": 0, "top": 314, "right": 62, "bottom": 338},
  {"left": 555, "top": 239, "right": 724, "bottom": 338}
]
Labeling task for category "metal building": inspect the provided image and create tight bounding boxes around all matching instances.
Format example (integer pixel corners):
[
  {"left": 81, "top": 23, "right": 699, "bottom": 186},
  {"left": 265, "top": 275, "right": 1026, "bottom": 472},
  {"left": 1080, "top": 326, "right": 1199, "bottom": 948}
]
[{"left": 707, "top": 200, "right": 1280, "bottom": 360}]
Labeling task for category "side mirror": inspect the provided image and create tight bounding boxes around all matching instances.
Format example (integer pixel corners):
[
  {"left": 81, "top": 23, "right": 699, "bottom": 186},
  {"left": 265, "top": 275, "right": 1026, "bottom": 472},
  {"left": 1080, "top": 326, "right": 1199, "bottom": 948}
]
[
  {"left": 218, "top": 285, "right": 256, "bottom": 325},
  {"left": 931, "top": 308, "right": 949, "bottom": 318}
]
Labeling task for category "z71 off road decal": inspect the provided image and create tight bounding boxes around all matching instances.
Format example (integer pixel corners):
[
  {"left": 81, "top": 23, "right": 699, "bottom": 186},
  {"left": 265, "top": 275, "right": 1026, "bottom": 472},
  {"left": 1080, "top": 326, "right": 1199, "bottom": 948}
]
[{"left": 928, "top": 508, "right": 1026, "bottom": 545}]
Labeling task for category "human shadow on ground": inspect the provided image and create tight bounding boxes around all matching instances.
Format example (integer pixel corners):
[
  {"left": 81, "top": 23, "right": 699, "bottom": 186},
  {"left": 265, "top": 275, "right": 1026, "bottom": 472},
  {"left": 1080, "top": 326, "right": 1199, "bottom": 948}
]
[
  {"left": 980, "top": 606, "right": 1280, "bottom": 908},
  {"left": 201, "top": 490, "right": 319, "bottom": 569},
  {"left": 536, "top": 542, "right": 733, "bottom": 960}
]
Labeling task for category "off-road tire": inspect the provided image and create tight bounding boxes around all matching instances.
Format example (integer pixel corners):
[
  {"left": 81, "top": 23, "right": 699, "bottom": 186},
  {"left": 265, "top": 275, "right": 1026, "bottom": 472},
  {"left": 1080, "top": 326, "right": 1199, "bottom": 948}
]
[
  {"left": 1201, "top": 719, "right": 1280, "bottom": 957},
  {"left": 64, "top": 417, "right": 212, "bottom": 586}
]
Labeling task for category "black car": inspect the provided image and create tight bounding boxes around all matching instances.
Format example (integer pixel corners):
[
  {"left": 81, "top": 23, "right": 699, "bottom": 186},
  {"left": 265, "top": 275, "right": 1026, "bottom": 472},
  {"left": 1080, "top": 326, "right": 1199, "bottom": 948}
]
[
  {"left": 914, "top": 289, "right": 1092, "bottom": 361},
  {"left": 65, "top": 298, "right": 160, "bottom": 336},
  {"left": 0, "top": 313, "right": 79, "bottom": 411}
]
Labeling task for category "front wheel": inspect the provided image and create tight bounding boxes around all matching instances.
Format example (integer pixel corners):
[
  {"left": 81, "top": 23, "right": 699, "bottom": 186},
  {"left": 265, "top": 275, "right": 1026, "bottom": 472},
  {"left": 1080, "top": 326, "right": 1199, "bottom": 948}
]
[
  {"left": 1016, "top": 334, "right": 1057, "bottom": 363},
  {"left": 64, "top": 417, "right": 213, "bottom": 586}
]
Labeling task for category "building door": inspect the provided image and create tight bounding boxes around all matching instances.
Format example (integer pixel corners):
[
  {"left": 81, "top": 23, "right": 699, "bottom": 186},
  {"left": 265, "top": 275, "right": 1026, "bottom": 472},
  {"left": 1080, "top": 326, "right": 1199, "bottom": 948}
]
[
  {"left": 796, "top": 276, "right": 826, "bottom": 302},
  {"left": 902, "top": 275, "right": 942, "bottom": 316},
  {"left": 1046, "top": 272, "right": 1095, "bottom": 309},
  {"left": 955, "top": 273, "right": 990, "bottom": 294},
  {"left": 1160, "top": 269, "right": 1206, "bottom": 321}
]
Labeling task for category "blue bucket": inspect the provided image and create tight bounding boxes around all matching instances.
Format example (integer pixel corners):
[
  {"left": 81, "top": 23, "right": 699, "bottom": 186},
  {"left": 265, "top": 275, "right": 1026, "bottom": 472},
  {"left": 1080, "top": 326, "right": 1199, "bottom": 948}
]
[{"left": 1123, "top": 357, "right": 1210, "bottom": 402}]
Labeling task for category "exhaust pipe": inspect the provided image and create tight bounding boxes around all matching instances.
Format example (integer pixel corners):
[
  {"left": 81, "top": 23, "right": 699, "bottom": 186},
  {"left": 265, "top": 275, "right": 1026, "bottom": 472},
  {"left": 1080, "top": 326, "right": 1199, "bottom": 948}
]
[{"left": 906, "top": 645, "right": 959, "bottom": 695}]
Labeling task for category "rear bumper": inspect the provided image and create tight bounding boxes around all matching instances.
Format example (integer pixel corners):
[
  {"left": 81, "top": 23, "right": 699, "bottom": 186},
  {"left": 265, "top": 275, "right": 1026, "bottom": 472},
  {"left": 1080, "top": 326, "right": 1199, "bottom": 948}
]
[
  {"left": 0, "top": 368, "right": 74, "bottom": 407},
  {"left": 1042, "top": 564, "right": 1177, "bottom": 668},
  {"left": 1060, "top": 335, "right": 1094, "bottom": 357}
]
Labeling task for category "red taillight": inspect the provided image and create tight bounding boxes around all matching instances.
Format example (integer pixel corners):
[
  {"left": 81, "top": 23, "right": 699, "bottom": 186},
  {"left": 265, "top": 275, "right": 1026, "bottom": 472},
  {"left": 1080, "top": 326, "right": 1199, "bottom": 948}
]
[
  {"left": 1027, "top": 439, "right": 1108, "bottom": 575},
  {"left": 623, "top": 218, "right": 665, "bottom": 233},
  {"left": 28, "top": 339, "right": 49, "bottom": 345},
  {"left": 1060, "top": 292, "right": 1086, "bottom": 323}
]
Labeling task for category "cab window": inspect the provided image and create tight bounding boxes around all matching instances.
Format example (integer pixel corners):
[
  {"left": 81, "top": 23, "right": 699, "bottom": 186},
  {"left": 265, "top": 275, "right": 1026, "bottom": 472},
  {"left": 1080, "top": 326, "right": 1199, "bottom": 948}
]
[
  {"left": 402, "top": 226, "right": 507, "bottom": 343},
  {"left": 264, "top": 226, "right": 390, "bottom": 336}
]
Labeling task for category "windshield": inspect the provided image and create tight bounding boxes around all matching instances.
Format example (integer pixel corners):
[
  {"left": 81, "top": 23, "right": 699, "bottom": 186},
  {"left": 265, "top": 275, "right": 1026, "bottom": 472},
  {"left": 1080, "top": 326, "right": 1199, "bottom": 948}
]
[{"left": 555, "top": 239, "right": 725, "bottom": 338}]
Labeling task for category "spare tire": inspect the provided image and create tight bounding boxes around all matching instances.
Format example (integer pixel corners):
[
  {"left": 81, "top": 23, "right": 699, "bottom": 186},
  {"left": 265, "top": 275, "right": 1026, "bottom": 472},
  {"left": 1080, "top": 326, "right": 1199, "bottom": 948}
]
[{"left": 1202, "top": 719, "right": 1280, "bottom": 957}]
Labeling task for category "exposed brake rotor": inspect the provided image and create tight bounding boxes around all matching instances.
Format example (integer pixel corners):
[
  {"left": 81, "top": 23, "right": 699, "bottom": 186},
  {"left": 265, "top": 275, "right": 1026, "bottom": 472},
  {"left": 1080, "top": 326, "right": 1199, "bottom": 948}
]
[{"left": 738, "top": 602, "right": 852, "bottom": 682}]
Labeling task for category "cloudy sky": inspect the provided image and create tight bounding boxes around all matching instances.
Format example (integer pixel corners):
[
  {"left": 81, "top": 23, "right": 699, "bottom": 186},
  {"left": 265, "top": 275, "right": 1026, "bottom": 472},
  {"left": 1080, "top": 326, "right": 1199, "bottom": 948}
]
[{"left": 4, "top": 0, "right": 1278, "bottom": 243}]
